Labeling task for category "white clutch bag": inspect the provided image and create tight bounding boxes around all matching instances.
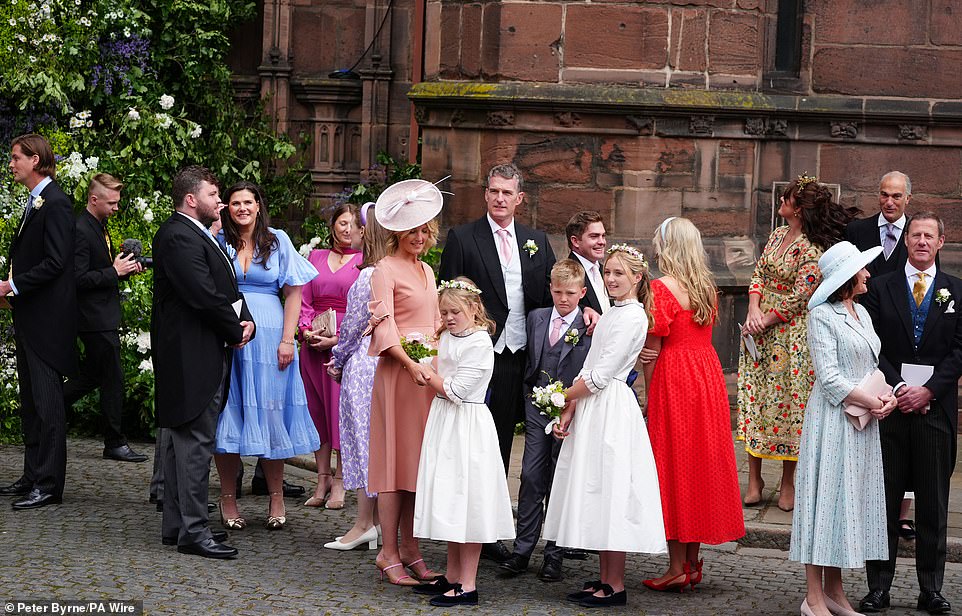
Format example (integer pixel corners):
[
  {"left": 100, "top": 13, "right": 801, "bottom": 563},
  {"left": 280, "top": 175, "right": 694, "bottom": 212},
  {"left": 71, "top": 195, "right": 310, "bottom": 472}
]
[
  {"left": 843, "top": 369, "right": 891, "bottom": 431},
  {"left": 311, "top": 308, "right": 337, "bottom": 337}
]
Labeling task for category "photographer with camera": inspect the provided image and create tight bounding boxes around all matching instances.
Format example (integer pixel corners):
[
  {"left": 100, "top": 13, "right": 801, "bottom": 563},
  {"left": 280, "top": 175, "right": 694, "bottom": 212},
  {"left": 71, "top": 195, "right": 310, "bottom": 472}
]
[{"left": 64, "top": 173, "right": 148, "bottom": 463}]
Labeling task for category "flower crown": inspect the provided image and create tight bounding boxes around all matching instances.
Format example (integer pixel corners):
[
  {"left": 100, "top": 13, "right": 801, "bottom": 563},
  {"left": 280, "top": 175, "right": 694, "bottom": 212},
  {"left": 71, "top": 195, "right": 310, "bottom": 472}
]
[
  {"left": 797, "top": 173, "right": 819, "bottom": 189},
  {"left": 439, "top": 280, "right": 482, "bottom": 295},
  {"left": 607, "top": 243, "right": 648, "bottom": 268}
]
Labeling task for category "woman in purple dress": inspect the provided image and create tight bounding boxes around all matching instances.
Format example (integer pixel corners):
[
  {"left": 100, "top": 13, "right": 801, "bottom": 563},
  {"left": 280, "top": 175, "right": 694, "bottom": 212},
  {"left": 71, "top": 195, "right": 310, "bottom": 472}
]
[
  {"left": 299, "top": 204, "right": 363, "bottom": 508},
  {"left": 323, "top": 205, "right": 391, "bottom": 550}
]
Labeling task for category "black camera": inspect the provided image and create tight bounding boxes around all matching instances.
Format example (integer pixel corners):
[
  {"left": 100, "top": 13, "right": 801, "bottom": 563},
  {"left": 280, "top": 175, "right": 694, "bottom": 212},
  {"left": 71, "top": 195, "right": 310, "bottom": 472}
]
[{"left": 120, "top": 238, "right": 154, "bottom": 268}]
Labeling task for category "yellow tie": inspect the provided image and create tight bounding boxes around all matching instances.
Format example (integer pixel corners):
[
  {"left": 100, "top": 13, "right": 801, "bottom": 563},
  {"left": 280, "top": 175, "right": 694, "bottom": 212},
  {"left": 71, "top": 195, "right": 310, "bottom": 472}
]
[{"left": 913, "top": 272, "right": 927, "bottom": 306}]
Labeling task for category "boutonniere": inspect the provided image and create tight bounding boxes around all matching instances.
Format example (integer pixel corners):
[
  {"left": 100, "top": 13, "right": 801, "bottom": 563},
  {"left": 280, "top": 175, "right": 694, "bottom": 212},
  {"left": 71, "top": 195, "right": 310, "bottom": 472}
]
[
  {"left": 563, "top": 328, "right": 580, "bottom": 346},
  {"left": 936, "top": 288, "right": 952, "bottom": 305},
  {"left": 523, "top": 239, "right": 538, "bottom": 257},
  {"left": 33, "top": 196, "right": 44, "bottom": 210}
]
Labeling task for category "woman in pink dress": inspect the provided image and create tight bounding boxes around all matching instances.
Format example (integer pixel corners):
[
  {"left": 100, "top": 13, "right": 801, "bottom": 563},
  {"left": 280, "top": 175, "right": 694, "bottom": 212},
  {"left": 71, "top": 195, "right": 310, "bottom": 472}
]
[
  {"left": 367, "top": 179, "right": 443, "bottom": 586},
  {"left": 299, "top": 204, "right": 363, "bottom": 508}
]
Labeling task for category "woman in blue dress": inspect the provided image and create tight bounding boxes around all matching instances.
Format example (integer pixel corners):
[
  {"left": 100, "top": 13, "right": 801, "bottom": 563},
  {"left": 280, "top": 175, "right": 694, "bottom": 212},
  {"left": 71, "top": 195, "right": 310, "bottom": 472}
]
[{"left": 213, "top": 181, "right": 320, "bottom": 530}]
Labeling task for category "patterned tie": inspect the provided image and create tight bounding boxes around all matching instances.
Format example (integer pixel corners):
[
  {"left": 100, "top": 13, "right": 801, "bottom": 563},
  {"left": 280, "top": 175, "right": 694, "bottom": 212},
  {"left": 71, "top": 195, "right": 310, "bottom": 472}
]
[
  {"left": 913, "top": 272, "right": 927, "bottom": 307},
  {"left": 18, "top": 195, "right": 34, "bottom": 235},
  {"left": 883, "top": 223, "right": 897, "bottom": 260},
  {"left": 103, "top": 224, "right": 112, "bottom": 257},
  {"left": 549, "top": 316, "right": 565, "bottom": 346},
  {"left": 495, "top": 228, "right": 512, "bottom": 265}
]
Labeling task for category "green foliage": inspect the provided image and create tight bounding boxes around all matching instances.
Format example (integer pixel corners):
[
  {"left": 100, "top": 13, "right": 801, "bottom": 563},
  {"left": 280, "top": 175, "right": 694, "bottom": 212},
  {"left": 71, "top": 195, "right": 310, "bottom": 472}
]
[{"left": 0, "top": 0, "right": 310, "bottom": 443}]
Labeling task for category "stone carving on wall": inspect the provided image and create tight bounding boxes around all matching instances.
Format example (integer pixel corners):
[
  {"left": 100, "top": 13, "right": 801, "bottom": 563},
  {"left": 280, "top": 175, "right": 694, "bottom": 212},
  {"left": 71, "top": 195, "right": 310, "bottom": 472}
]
[
  {"left": 625, "top": 115, "right": 654, "bottom": 135},
  {"left": 450, "top": 109, "right": 465, "bottom": 125},
  {"left": 487, "top": 110, "right": 515, "bottom": 126},
  {"left": 744, "top": 117, "right": 788, "bottom": 137},
  {"left": 554, "top": 111, "right": 581, "bottom": 128},
  {"left": 898, "top": 124, "right": 927, "bottom": 140},
  {"left": 689, "top": 115, "right": 714, "bottom": 136},
  {"left": 414, "top": 106, "right": 429, "bottom": 125},
  {"left": 830, "top": 121, "right": 858, "bottom": 139}
]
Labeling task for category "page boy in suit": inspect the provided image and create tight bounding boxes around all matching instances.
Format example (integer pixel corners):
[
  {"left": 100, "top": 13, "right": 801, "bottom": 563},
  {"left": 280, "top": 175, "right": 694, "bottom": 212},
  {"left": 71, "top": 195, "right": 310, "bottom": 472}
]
[{"left": 500, "top": 259, "right": 592, "bottom": 582}]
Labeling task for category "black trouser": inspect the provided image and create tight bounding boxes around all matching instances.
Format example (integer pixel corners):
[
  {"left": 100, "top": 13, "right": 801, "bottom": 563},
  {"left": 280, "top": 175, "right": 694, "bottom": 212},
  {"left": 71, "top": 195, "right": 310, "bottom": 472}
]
[
  {"left": 866, "top": 407, "right": 955, "bottom": 594},
  {"left": 513, "top": 401, "right": 563, "bottom": 560},
  {"left": 64, "top": 330, "right": 126, "bottom": 448},
  {"left": 16, "top": 337, "right": 67, "bottom": 497},
  {"left": 489, "top": 348, "right": 526, "bottom": 473}
]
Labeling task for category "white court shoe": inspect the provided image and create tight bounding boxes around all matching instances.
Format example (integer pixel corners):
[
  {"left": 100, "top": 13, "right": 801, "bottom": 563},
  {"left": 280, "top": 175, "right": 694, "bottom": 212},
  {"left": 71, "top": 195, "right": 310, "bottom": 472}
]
[{"left": 324, "top": 526, "right": 378, "bottom": 551}]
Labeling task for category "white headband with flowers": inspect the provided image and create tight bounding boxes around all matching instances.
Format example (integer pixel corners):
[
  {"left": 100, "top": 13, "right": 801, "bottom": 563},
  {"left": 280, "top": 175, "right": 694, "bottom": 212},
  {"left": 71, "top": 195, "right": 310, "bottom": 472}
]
[
  {"left": 439, "top": 279, "right": 482, "bottom": 295},
  {"left": 607, "top": 243, "right": 648, "bottom": 268}
]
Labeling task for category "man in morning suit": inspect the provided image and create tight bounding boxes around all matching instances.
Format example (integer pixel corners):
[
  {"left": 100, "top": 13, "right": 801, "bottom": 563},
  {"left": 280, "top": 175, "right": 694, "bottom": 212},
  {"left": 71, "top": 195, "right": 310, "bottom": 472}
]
[
  {"left": 845, "top": 171, "right": 911, "bottom": 277},
  {"left": 500, "top": 259, "right": 592, "bottom": 582},
  {"left": 152, "top": 166, "right": 254, "bottom": 559},
  {"left": 0, "top": 134, "right": 77, "bottom": 510},
  {"left": 565, "top": 211, "right": 610, "bottom": 315},
  {"left": 861, "top": 212, "right": 962, "bottom": 615},
  {"left": 64, "top": 173, "right": 148, "bottom": 463},
  {"left": 438, "top": 163, "right": 557, "bottom": 562}
]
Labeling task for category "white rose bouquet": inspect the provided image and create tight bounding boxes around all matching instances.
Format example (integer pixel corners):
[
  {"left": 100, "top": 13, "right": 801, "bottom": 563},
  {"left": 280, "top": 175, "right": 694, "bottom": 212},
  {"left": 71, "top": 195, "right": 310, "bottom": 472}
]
[{"left": 531, "top": 372, "right": 567, "bottom": 434}]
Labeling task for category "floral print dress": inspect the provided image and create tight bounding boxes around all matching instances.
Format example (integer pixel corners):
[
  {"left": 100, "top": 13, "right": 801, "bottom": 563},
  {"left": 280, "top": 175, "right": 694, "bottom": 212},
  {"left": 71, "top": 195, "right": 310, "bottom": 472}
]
[{"left": 736, "top": 226, "right": 823, "bottom": 461}]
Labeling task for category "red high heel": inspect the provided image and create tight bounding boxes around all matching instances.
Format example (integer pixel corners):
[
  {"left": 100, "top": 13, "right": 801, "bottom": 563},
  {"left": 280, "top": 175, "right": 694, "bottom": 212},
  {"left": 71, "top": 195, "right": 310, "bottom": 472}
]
[
  {"left": 689, "top": 559, "right": 703, "bottom": 589},
  {"left": 643, "top": 565, "right": 691, "bottom": 593}
]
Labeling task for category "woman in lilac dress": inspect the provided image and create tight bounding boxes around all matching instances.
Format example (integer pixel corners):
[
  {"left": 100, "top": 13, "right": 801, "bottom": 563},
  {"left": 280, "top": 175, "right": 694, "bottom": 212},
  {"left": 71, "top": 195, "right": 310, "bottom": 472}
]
[
  {"left": 299, "top": 204, "right": 363, "bottom": 508},
  {"left": 214, "top": 181, "right": 320, "bottom": 530},
  {"left": 323, "top": 205, "right": 391, "bottom": 550}
]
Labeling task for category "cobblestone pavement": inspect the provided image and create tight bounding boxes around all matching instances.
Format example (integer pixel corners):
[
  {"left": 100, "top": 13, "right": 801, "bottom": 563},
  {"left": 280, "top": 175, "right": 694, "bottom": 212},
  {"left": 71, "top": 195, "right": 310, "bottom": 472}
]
[{"left": 1, "top": 438, "right": 960, "bottom": 615}]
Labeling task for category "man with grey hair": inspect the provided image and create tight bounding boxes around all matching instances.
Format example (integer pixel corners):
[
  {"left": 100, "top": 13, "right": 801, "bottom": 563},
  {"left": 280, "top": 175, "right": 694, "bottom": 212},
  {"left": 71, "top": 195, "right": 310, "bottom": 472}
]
[{"left": 845, "top": 171, "right": 912, "bottom": 277}]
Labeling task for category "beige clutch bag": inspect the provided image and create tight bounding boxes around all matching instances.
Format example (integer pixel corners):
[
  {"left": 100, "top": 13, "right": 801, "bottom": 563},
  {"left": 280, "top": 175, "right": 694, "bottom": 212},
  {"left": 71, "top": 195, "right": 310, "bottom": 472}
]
[
  {"left": 843, "top": 369, "right": 891, "bottom": 431},
  {"left": 311, "top": 308, "right": 337, "bottom": 337}
]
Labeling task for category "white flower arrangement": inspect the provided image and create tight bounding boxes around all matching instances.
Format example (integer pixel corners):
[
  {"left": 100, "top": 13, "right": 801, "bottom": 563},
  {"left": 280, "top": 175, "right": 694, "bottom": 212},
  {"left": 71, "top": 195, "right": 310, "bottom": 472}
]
[
  {"left": 32, "top": 196, "right": 44, "bottom": 210},
  {"left": 156, "top": 113, "right": 172, "bottom": 129},
  {"left": 127, "top": 107, "right": 140, "bottom": 121},
  {"left": 531, "top": 372, "right": 567, "bottom": 435},
  {"left": 523, "top": 239, "right": 539, "bottom": 257},
  {"left": 438, "top": 279, "right": 482, "bottom": 295},
  {"left": 138, "top": 358, "right": 153, "bottom": 372},
  {"left": 563, "top": 328, "right": 580, "bottom": 346},
  {"left": 159, "top": 94, "right": 175, "bottom": 110},
  {"left": 189, "top": 124, "right": 203, "bottom": 139},
  {"left": 936, "top": 288, "right": 952, "bottom": 305}
]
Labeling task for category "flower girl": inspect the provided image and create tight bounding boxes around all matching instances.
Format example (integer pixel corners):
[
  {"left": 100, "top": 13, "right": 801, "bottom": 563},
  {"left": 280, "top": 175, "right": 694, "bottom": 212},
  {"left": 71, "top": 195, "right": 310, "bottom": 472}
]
[
  {"left": 412, "top": 277, "right": 515, "bottom": 607},
  {"left": 543, "top": 244, "right": 668, "bottom": 608}
]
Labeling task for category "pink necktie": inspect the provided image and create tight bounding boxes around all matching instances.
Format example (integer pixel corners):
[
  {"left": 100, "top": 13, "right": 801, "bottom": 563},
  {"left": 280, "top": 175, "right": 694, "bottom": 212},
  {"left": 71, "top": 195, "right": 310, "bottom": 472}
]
[
  {"left": 496, "top": 228, "right": 512, "bottom": 265},
  {"left": 549, "top": 316, "right": 564, "bottom": 346}
]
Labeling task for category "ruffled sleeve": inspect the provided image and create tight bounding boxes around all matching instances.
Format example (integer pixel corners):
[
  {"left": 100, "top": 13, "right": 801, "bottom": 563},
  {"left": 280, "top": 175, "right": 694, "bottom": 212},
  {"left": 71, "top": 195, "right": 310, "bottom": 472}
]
[
  {"left": 274, "top": 228, "right": 319, "bottom": 288},
  {"left": 332, "top": 268, "right": 373, "bottom": 369},
  {"left": 774, "top": 240, "right": 822, "bottom": 322},
  {"left": 648, "top": 280, "right": 677, "bottom": 338},
  {"left": 368, "top": 261, "right": 402, "bottom": 357},
  {"left": 442, "top": 332, "right": 495, "bottom": 405},
  {"left": 581, "top": 305, "right": 648, "bottom": 393}
]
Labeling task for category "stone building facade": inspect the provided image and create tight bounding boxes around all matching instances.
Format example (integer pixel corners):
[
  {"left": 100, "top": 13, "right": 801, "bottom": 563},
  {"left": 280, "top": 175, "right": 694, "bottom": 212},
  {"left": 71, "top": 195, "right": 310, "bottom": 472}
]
[{"left": 231, "top": 0, "right": 962, "bottom": 369}]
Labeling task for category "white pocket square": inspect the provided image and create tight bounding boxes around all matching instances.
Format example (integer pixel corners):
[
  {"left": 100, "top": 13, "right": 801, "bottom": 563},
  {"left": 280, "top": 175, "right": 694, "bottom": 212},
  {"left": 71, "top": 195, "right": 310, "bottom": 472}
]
[{"left": 946, "top": 300, "right": 955, "bottom": 314}]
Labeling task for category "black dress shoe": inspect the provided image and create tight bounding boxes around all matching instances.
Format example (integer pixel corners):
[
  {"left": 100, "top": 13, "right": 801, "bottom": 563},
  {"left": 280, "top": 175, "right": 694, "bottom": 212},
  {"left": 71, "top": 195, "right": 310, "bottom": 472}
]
[
  {"left": 103, "top": 444, "right": 148, "bottom": 463},
  {"left": 579, "top": 584, "right": 627, "bottom": 608},
  {"left": 250, "top": 476, "right": 305, "bottom": 497},
  {"left": 567, "top": 580, "right": 603, "bottom": 602},
  {"left": 176, "top": 538, "right": 238, "bottom": 559},
  {"left": 918, "top": 591, "right": 951, "bottom": 615},
  {"left": 898, "top": 518, "right": 917, "bottom": 540},
  {"left": 429, "top": 585, "right": 478, "bottom": 607},
  {"left": 163, "top": 531, "right": 228, "bottom": 546},
  {"left": 413, "top": 576, "right": 457, "bottom": 595},
  {"left": 859, "top": 589, "right": 890, "bottom": 613},
  {"left": 563, "top": 548, "right": 589, "bottom": 560},
  {"left": 12, "top": 489, "right": 61, "bottom": 510},
  {"left": 538, "top": 556, "right": 563, "bottom": 582},
  {"left": 499, "top": 553, "right": 529, "bottom": 575},
  {"left": 0, "top": 477, "right": 32, "bottom": 496},
  {"left": 480, "top": 540, "right": 511, "bottom": 563}
]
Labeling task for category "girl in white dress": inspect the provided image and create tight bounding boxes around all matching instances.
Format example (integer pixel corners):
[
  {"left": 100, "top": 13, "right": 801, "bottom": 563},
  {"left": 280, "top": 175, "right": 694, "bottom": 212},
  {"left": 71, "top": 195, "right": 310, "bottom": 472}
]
[
  {"left": 413, "top": 277, "right": 515, "bottom": 607},
  {"left": 543, "top": 244, "right": 668, "bottom": 608}
]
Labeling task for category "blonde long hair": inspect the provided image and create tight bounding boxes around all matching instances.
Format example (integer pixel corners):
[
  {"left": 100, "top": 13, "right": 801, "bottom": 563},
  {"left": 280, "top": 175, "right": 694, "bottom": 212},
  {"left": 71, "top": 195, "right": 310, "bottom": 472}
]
[{"left": 652, "top": 217, "right": 717, "bottom": 326}]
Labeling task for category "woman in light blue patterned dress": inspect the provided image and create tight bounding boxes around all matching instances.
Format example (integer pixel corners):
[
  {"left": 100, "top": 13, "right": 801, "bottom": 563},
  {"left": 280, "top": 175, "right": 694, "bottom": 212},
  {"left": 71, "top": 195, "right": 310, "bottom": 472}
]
[
  {"left": 323, "top": 205, "right": 390, "bottom": 550},
  {"left": 790, "top": 241, "right": 896, "bottom": 616}
]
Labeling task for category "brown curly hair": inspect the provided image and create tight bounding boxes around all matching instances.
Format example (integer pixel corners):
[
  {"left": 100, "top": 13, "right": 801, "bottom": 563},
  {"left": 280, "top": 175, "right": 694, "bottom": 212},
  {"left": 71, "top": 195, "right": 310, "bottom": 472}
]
[{"left": 781, "top": 179, "right": 859, "bottom": 251}]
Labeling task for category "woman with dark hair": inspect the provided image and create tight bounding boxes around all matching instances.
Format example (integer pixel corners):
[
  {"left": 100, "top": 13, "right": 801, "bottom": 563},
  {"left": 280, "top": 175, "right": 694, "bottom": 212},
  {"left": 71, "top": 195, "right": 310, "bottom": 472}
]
[
  {"left": 737, "top": 175, "right": 858, "bottom": 512},
  {"left": 214, "top": 181, "right": 321, "bottom": 530},
  {"left": 299, "top": 203, "right": 364, "bottom": 508}
]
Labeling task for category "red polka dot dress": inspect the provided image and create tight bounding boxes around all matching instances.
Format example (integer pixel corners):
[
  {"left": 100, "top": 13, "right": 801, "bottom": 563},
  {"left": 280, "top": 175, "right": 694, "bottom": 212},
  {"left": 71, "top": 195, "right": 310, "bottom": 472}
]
[{"left": 646, "top": 280, "right": 745, "bottom": 544}]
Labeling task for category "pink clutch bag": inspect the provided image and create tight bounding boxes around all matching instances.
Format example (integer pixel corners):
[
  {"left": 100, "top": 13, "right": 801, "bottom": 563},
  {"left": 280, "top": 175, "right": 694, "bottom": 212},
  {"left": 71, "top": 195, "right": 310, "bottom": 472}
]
[
  {"left": 843, "top": 369, "right": 891, "bottom": 431},
  {"left": 311, "top": 308, "right": 337, "bottom": 337}
]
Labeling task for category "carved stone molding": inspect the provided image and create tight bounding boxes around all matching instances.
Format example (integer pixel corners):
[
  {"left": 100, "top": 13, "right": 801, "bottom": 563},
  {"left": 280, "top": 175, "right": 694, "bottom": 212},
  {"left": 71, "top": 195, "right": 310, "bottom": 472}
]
[
  {"left": 744, "top": 117, "right": 788, "bottom": 137},
  {"left": 690, "top": 115, "right": 714, "bottom": 136},
  {"left": 450, "top": 109, "right": 465, "bottom": 125},
  {"left": 554, "top": 111, "right": 581, "bottom": 127},
  {"left": 626, "top": 115, "right": 653, "bottom": 135},
  {"left": 414, "top": 106, "right": 429, "bottom": 125},
  {"left": 487, "top": 110, "right": 515, "bottom": 126},
  {"left": 830, "top": 121, "right": 858, "bottom": 139},
  {"left": 898, "top": 124, "right": 927, "bottom": 140}
]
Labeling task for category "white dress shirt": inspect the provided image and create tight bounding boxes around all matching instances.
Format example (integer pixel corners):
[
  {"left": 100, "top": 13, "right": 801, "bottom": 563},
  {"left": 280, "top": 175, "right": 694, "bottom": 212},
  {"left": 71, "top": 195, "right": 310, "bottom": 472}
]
[
  {"left": 488, "top": 214, "right": 526, "bottom": 353},
  {"left": 904, "top": 260, "right": 936, "bottom": 298},
  {"left": 571, "top": 251, "right": 608, "bottom": 313}
]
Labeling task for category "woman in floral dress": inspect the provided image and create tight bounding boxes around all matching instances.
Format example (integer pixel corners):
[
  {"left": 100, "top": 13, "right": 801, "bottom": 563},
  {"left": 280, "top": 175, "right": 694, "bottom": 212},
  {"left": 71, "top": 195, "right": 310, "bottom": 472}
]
[{"left": 737, "top": 176, "right": 857, "bottom": 511}]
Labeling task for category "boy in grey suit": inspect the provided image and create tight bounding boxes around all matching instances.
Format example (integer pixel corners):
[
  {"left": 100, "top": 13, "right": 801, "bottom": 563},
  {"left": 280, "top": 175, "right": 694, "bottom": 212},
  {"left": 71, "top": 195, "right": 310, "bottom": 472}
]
[{"left": 500, "top": 259, "right": 593, "bottom": 581}]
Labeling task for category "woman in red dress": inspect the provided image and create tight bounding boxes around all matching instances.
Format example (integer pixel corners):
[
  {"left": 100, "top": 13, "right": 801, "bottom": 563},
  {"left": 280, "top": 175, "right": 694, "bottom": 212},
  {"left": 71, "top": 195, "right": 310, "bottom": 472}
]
[{"left": 641, "top": 217, "right": 745, "bottom": 591}]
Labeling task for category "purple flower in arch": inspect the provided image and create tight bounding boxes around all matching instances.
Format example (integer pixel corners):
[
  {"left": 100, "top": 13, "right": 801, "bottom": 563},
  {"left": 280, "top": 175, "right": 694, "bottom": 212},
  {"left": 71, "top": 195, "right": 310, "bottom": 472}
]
[{"left": 90, "top": 35, "right": 151, "bottom": 96}]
